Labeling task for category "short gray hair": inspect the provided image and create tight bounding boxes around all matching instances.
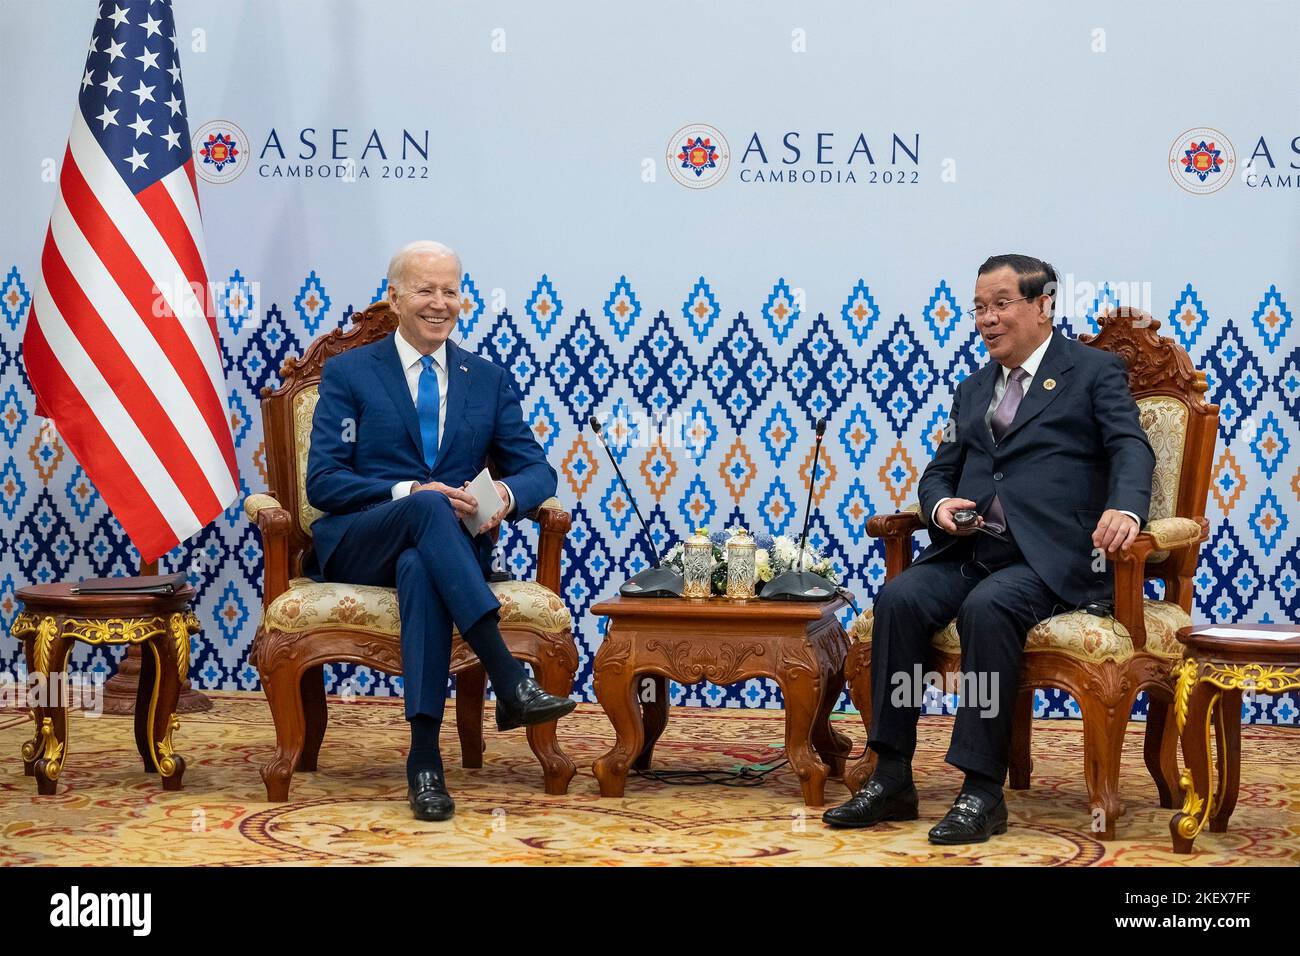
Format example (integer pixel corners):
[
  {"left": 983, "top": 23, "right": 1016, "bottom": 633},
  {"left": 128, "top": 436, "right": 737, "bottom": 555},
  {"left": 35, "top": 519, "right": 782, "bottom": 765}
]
[{"left": 386, "top": 240, "right": 462, "bottom": 289}]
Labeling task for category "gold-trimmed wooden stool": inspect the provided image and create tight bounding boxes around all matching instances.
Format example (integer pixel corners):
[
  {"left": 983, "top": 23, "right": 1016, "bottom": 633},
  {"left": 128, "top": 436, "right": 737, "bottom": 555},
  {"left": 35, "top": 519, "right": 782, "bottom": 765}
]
[
  {"left": 1170, "top": 624, "right": 1300, "bottom": 853},
  {"left": 9, "top": 582, "right": 199, "bottom": 794}
]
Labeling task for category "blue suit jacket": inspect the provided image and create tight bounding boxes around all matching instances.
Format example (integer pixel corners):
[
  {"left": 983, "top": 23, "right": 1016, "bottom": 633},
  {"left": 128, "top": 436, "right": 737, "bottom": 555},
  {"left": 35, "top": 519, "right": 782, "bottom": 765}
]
[
  {"left": 304, "top": 333, "right": 558, "bottom": 578},
  {"left": 917, "top": 330, "right": 1156, "bottom": 607}
]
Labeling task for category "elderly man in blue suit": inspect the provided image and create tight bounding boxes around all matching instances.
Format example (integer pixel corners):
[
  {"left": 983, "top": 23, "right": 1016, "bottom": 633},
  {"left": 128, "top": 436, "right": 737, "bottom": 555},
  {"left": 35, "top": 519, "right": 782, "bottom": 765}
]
[
  {"left": 306, "top": 240, "right": 575, "bottom": 821},
  {"left": 823, "top": 254, "right": 1156, "bottom": 843}
]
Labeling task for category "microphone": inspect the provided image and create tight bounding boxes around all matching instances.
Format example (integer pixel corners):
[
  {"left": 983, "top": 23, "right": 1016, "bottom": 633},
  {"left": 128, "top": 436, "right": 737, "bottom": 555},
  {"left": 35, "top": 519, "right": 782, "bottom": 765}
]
[
  {"left": 589, "top": 415, "right": 684, "bottom": 598},
  {"left": 760, "top": 416, "right": 837, "bottom": 601}
]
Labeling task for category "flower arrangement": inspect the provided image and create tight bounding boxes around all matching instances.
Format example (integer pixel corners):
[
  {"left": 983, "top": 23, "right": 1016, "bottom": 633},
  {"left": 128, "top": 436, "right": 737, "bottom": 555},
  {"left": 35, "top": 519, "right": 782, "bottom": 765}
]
[{"left": 662, "top": 524, "right": 838, "bottom": 596}]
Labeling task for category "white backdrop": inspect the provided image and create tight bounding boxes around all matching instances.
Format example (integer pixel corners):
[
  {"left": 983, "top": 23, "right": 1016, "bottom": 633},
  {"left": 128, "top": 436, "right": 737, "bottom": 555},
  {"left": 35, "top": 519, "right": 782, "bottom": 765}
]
[{"left": 2, "top": 0, "right": 1297, "bottom": 721}]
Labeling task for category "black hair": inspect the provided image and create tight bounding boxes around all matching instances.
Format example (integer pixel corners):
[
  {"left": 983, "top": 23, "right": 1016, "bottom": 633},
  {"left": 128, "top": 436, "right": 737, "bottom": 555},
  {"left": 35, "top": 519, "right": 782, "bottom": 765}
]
[{"left": 977, "top": 254, "right": 1058, "bottom": 319}]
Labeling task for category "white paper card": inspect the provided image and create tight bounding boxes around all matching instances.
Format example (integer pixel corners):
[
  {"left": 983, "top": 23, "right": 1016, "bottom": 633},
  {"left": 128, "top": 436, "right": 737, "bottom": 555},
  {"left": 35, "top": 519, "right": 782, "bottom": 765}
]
[
  {"left": 460, "top": 467, "right": 504, "bottom": 536},
  {"left": 1194, "top": 627, "right": 1298, "bottom": 642}
]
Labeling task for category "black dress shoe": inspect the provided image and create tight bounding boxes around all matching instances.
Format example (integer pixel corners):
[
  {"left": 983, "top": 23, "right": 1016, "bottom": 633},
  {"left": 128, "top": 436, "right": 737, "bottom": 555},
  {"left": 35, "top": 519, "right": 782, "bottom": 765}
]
[
  {"left": 821, "top": 778, "right": 919, "bottom": 829},
  {"left": 408, "top": 769, "right": 455, "bottom": 821},
  {"left": 495, "top": 677, "right": 577, "bottom": 732},
  {"left": 927, "top": 791, "right": 1008, "bottom": 845}
]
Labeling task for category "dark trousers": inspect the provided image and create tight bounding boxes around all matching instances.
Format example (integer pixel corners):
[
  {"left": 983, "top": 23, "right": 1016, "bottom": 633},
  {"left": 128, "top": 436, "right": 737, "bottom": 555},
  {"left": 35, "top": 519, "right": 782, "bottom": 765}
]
[
  {"left": 868, "top": 531, "right": 1060, "bottom": 781},
  {"left": 322, "top": 492, "right": 506, "bottom": 720}
]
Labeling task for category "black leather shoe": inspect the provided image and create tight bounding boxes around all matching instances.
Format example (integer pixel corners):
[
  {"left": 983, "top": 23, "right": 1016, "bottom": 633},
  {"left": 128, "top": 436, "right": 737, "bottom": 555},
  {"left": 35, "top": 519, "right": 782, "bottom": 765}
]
[
  {"left": 407, "top": 769, "right": 455, "bottom": 821},
  {"left": 927, "top": 791, "right": 1008, "bottom": 844},
  {"left": 821, "top": 778, "right": 919, "bottom": 829},
  {"left": 495, "top": 677, "right": 577, "bottom": 732}
]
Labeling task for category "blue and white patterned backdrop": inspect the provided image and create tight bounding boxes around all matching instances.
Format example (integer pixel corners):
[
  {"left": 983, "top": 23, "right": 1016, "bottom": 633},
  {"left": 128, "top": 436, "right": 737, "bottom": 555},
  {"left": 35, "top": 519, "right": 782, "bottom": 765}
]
[{"left": 2, "top": 0, "right": 1297, "bottom": 724}]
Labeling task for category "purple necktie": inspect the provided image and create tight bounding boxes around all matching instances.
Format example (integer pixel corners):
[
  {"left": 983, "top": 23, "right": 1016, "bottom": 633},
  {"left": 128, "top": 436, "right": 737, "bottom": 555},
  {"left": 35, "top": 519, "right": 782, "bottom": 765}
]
[{"left": 984, "top": 367, "right": 1029, "bottom": 532}]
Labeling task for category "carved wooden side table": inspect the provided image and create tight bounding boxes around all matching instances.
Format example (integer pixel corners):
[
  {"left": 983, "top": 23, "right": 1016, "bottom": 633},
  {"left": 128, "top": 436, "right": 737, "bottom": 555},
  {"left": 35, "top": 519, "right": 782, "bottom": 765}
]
[
  {"left": 590, "top": 595, "right": 853, "bottom": 806},
  {"left": 9, "top": 582, "right": 200, "bottom": 794},
  {"left": 1169, "top": 624, "right": 1300, "bottom": 853}
]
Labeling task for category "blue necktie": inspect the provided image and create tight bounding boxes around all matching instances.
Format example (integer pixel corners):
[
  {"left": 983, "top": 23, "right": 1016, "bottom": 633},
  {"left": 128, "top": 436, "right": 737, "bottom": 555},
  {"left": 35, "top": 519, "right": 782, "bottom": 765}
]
[{"left": 417, "top": 354, "right": 440, "bottom": 471}]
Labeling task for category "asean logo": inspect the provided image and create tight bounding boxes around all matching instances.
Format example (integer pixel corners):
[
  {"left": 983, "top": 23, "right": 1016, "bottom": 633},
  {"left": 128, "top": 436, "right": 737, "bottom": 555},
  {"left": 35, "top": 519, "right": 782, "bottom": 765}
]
[
  {"left": 667, "top": 124, "right": 730, "bottom": 189},
  {"left": 192, "top": 120, "right": 249, "bottom": 184},
  {"left": 1168, "top": 127, "right": 1235, "bottom": 195}
]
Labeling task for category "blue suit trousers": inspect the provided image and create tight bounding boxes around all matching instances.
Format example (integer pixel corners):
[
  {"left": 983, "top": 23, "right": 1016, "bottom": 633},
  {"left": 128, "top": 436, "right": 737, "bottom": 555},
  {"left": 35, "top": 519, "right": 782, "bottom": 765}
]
[{"left": 321, "top": 491, "right": 503, "bottom": 720}]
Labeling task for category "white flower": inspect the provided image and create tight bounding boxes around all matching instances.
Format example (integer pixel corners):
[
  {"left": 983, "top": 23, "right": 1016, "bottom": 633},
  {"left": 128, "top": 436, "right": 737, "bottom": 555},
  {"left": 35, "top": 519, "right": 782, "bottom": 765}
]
[
  {"left": 773, "top": 537, "right": 799, "bottom": 567},
  {"left": 756, "top": 548, "right": 770, "bottom": 567}
]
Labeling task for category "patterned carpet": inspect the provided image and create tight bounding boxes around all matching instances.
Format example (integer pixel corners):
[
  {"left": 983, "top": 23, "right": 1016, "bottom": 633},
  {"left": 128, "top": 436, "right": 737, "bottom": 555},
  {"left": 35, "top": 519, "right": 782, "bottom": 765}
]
[{"left": 1, "top": 691, "right": 1296, "bottom": 866}]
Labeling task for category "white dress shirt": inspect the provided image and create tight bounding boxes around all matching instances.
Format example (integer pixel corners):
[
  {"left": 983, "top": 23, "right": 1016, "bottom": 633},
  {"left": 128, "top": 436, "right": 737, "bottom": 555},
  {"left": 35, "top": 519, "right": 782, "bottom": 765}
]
[
  {"left": 389, "top": 332, "right": 514, "bottom": 516},
  {"left": 932, "top": 333, "right": 1137, "bottom": 528}
]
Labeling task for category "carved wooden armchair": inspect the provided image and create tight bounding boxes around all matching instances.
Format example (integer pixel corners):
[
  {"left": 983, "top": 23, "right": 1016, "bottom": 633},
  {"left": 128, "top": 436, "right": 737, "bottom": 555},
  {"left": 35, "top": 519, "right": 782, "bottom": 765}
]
[
  {"left": 244, "top": 301, "right": 578, "bottom": 800},
  {"left": 843, "top": 309, "right": 1217, "bottom": 839}
]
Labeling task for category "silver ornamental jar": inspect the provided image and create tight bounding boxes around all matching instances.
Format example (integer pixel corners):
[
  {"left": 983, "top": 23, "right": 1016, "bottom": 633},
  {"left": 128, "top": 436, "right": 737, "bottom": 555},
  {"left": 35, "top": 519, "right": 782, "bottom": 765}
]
[
  {"left": 726, "top": 530, "right": 757, "bottom": 600},
  {"left": 683, "top": 530, "right": 714, "bottom": 599}
]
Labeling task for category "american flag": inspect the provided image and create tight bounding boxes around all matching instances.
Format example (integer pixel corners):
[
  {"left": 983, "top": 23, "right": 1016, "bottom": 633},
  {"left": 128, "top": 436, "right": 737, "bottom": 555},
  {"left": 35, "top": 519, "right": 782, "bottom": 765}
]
[{"left": 23, "top": 0, "right": 239, "bottom": 563}]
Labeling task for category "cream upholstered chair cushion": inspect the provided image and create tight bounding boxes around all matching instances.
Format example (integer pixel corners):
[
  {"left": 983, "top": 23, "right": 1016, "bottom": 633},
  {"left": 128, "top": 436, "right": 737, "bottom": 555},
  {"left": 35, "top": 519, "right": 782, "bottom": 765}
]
[
  {"left": 292, "top": 386, "right": 325, "bottom": 535},
  {"left": 849, "top": 600, "right": 1190, "bottom": 664},
  {"left": 1136, "top": 395, "right": 1189, "bottom": 562},
  {"left": 265, "top": 577, "right": 572, "bottom": 635},
  {"left": 1135, "top": 396, "right": 1188, "bottom": 523}
]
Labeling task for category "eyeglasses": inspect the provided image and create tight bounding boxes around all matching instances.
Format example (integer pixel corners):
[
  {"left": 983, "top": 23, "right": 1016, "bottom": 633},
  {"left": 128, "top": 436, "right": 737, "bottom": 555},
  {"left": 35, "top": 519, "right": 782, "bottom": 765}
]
[{"left": 966, "top": 296, "right": 1031, "bottom": 320}]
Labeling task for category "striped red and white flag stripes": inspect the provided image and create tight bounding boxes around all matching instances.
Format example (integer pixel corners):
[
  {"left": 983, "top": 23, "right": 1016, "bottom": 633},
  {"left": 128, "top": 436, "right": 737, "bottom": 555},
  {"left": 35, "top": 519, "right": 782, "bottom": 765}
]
[{"left": 22, "top": 2, "right": 238, "bottom": 563}]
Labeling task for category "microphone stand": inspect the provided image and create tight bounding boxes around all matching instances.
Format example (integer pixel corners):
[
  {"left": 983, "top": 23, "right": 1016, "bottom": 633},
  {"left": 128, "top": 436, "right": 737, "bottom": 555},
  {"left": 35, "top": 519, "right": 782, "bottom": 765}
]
[
  {"left": 760, "top": 417, "right": 837, "bottom": 601},
  {"left": 589, "top": 415, "right": 684, "bottom": 597}
]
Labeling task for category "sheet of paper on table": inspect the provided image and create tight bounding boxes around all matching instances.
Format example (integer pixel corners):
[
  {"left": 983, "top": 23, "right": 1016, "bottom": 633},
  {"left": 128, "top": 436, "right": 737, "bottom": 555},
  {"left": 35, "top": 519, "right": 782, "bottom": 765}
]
[{"left": 1194, "top": 627, "right": 1299, "bottom": 642}]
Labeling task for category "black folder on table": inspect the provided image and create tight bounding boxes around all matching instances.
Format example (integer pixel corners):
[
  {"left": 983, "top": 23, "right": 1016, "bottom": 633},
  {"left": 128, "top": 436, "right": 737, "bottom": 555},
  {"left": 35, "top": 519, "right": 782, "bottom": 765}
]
[{"left": 71, "top": 573, "right": 188, "bottom": 595}]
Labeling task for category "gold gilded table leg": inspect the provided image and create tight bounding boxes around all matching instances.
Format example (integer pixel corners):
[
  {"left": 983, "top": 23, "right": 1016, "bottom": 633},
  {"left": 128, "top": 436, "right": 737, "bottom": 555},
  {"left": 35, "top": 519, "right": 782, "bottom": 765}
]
[
  {"left": 146, "top": 632, "right": 186, "bottom": 790},
  {"left": 13, "top": 619, "right": 42, "bottom": 778},
  {"left": 15, "top": 614, "right": 72, "bottom": 795},
  {"left": 1171, "top": 657, "right": 1300, "bottom": 852},
  {"left": 1209, "top": 688, "right": 1242, "bottom": 833},
  {"left": 1170, "top": 663, "right": 1217, "bottom": 854}
]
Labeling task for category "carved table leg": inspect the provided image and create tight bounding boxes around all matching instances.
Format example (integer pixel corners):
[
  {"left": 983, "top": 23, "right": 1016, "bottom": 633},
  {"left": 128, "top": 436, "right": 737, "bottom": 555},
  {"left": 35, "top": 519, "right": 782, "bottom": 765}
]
[
  {"left": 810, "top": 670, "right": 851, "bottom": 780},
  {"left": 456, "top": 662, "right": 487, "bottom": 770},
  {"left": 17, "top": 631, "right": 40, "bottom": 778},
  {"left": 1171, "top": 672, "right": 1217, "bottom": 854},
  {"left": 778, "top": 651, "right": 829, "bottom": 807},
  {"left": 25, "top": 616, "right": 71, "bottom": 796},
  {"left": 134, "top": 639, "right": 157, "bottom": 772},
  {"left": 633, "top": 674, "right": 669, "bottom": 771},
  {"left": 21, "top": 717, "right": 41, "bottom": 778},
  {"left": 592, "top": 629, "right": 644, "bottom": 798},
  {"left": 149, "top": 635, "right": 186, "bottom": 791},
  {"left": 524, "top": 637, "right": 578, "bottom": 796},
  {"left": 1208, "top": 688, "right": 1242, "bottom": 834}
]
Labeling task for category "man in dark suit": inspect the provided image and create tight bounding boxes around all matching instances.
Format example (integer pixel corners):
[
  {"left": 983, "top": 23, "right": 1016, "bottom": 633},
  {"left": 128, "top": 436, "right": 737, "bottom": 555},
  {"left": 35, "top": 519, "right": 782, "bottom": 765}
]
[
  {"left": 306, "top": 240, "right": 575, "bottom": 821},
  {"left": 823, "top": 254, "right": 1155, "bottom": 843}
]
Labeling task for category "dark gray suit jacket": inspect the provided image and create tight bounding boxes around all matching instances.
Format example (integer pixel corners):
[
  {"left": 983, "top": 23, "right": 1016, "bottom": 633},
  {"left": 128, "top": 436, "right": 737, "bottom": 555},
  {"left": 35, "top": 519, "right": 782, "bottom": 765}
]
[{"left": 917, "top": 330, "right": 1156, "bottom": 606}]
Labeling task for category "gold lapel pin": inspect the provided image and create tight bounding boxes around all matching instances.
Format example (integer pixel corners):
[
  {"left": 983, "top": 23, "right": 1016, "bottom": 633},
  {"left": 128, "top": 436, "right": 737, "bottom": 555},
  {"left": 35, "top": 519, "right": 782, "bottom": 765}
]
[{"left": 1043, "top": 378, "right": 1057, "bottom": 391}]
